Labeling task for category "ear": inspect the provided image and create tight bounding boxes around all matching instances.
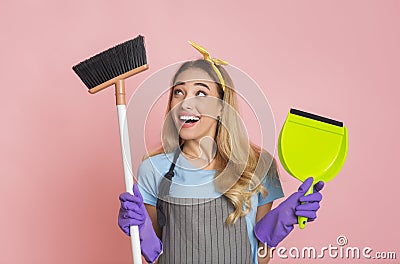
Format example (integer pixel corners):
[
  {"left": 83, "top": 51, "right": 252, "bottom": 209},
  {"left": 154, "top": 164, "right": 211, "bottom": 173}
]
[{"left": 217, "top": 101, "right": 223, "bottom": 118}]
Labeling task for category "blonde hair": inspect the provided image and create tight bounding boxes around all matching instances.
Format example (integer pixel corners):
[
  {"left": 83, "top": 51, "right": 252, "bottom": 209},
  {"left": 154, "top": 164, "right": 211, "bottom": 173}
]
[{"left": 148, "top": 60, "right": 278, "bottom": 224}]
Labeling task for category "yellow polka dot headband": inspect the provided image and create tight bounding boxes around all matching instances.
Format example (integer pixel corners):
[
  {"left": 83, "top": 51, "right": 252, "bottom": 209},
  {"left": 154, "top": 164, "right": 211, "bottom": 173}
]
[{"left": 188, "top": 41, "right": 228, "bottom": 92}]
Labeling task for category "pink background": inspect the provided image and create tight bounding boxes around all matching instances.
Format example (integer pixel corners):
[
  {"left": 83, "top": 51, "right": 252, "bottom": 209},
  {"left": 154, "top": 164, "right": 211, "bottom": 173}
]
[{"left": 1, "top": 0, "right": 399, "bottom": 263}]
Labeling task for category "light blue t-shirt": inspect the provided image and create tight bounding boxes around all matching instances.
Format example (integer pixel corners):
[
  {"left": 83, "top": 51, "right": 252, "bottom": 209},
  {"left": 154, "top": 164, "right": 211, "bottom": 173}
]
[{"left": 137, "top": 152, "right": 284, "bottom": 264}]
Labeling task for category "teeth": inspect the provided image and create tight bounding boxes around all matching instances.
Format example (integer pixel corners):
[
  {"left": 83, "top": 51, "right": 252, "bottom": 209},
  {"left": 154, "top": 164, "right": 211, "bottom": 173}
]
[{"left": 179, "top": 115, "right": 200, "bottom": 121}]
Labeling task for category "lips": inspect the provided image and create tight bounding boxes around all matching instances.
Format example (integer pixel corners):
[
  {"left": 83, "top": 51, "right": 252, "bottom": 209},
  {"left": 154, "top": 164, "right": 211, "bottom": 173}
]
[{"left": 177, "top": 113, "right": 201, "bottom": 128}]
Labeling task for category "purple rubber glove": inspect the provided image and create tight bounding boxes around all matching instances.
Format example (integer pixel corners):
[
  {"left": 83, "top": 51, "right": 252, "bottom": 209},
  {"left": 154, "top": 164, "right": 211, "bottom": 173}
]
[
  {"left": 118, "top": 184, "right": 163, "bottom": 263},
  {"left": 254, "top": 177, "right": 324, "bottom": 248}
]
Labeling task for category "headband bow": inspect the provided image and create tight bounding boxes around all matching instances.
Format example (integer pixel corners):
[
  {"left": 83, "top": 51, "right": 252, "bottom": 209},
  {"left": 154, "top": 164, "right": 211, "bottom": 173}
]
[{"left": 188, "top": 41, "right": 228, "bottom": 92}]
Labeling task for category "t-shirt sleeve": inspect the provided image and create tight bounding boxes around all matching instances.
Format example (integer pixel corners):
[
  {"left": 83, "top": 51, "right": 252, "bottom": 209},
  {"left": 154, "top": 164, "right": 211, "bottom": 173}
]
[
  {"left": 137, "top": 158, "right": 159, "bottom": 206},
  {"left": 258, "top": 158, "right": 284, "bottom": 206}
]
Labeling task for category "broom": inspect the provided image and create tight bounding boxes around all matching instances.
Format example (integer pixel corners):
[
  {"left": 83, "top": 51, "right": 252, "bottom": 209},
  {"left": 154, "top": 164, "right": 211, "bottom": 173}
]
[{"left": 72, "top": 35, "right": 149, "bottom": 264}]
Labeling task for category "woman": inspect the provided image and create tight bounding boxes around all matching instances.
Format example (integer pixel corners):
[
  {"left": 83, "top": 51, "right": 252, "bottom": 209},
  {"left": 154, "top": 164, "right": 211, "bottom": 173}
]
[{"left": 118, "top": 42, "right": 324, "bottom": 263}]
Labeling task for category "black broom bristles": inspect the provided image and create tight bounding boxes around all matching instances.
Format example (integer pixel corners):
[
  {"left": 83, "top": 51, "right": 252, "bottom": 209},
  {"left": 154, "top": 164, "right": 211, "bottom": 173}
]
[{"left": 72, "top": 35, "right": 147, "bottom": 89}]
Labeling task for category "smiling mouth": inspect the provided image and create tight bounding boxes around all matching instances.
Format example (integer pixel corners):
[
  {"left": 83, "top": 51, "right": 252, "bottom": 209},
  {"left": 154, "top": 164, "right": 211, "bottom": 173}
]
[{"left": 179, "top": 115, "right": 200, "bottom": 123}]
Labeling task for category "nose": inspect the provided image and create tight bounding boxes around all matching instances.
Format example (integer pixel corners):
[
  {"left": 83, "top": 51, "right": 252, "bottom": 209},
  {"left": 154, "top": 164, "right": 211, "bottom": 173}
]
[{"left": 181, "top": 96, "right": 195, "bottom": 110}]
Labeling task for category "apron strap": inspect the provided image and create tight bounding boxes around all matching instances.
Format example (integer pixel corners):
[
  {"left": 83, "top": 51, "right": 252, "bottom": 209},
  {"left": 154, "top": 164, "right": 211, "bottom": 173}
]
[{"left": 156, "top": 146, "right": 182, "bottom": 227}]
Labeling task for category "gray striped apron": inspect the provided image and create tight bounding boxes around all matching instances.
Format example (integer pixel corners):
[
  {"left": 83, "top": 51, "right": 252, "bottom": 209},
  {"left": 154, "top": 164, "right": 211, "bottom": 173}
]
[{"left": 157, "top": 161, "right": 253, "bottom": 263}]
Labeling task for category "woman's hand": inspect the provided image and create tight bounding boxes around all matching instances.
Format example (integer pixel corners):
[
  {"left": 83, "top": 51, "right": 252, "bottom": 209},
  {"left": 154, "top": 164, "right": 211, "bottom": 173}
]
[
  {"left": 118, "top": 184, "right": 163, "bottom": 263},
  {"left": 254, "top": 177, "right": 324, "bottom": 248}
]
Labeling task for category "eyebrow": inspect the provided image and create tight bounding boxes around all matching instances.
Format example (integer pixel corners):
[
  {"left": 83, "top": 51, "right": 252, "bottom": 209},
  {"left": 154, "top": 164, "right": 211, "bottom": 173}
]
[
  {"left": 173, "top": 81, "right": 185, "bottom": 87},
  {"left": 194, "top": 82, "right": 210, "bottom": 90},
  {"left": 172, "top": 81, "right": 211, "bottom": 91}
]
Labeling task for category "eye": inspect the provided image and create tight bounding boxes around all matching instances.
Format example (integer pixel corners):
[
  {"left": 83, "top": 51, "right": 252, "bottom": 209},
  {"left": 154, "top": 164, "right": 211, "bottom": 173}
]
[
  {"left": 173, "top": 89, "right": 184, "bottom": 96},
  {"left": 196, "top": 90, "right": 207, "bottom": 97}
]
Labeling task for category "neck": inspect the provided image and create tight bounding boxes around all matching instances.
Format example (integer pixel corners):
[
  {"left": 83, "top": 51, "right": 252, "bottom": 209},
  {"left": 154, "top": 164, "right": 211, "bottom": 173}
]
[{"left": 181, "top": 138, "right": 217, "bottom": 163}]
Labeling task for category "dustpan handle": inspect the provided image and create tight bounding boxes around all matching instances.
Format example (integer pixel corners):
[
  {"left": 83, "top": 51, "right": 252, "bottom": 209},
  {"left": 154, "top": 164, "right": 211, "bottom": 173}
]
[{"left": 298, "top": 185, "right": 314, "bottom": 229}]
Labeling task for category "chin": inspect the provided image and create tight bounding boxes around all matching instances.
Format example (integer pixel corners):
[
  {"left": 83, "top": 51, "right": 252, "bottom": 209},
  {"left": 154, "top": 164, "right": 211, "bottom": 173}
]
[{"left": 178, "top": 132, "right": 199, "bottom": 141}]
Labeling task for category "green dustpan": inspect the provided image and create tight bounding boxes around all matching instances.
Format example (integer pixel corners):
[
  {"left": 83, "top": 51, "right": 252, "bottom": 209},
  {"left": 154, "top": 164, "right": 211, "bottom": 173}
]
[{"left": 278, "top": 108, "right": 348, "bottom": 229}]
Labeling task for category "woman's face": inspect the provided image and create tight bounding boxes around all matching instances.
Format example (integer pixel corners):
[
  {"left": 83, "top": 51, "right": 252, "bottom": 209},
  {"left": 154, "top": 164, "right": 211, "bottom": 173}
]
[{"left": 170, "top": 68, "right": 223, "bottom": 142}]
